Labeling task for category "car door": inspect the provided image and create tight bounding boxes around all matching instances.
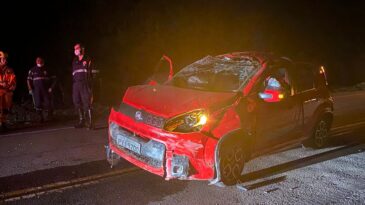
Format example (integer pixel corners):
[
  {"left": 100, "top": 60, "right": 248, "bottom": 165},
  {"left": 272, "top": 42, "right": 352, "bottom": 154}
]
[
  {"left": 147, "top": 55, "right": 174, "bottom": 85},
  {"left": 292, "top": 63, "right": 324, "bottom": 138},
  {"left": 254, "top": 63, "right": 302, "bottom": 152}
]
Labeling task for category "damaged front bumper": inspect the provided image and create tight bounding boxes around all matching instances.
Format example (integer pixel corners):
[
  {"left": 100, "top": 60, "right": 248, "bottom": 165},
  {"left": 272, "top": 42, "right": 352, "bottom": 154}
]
[
  {"left": 109, "top": 121, "right": 166, "bottom": 168},
  {"left": 108, "top": 108, "right": 216, "bottom": 180}
]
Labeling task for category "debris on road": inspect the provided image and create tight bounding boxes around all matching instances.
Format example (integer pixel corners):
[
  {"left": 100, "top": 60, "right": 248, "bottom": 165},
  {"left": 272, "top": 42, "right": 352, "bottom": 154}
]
[{"left": 264, "top": 187, "right": 280, "bottom": 193}]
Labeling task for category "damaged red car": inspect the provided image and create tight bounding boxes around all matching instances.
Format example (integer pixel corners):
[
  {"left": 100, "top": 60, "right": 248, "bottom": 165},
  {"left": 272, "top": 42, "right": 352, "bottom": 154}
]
[{"left": 107, "top": 52, "right": 333, "bottom": 185}]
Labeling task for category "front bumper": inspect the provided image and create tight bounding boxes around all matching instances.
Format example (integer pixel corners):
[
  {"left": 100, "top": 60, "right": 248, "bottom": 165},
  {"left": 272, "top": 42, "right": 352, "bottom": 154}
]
[{"left": 108, "top": 108, "right": 216, "bottom": 180}]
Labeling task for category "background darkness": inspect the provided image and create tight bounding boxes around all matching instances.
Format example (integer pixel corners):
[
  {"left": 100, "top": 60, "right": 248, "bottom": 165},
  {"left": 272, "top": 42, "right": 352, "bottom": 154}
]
[{"left": 1, "top": 0, "right": 365, "bottom": 106}]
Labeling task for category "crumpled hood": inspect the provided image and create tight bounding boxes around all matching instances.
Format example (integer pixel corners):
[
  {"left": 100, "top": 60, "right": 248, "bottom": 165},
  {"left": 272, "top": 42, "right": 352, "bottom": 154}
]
[{"left": 123, "top": 85, "right": 237, "bottom": 118}]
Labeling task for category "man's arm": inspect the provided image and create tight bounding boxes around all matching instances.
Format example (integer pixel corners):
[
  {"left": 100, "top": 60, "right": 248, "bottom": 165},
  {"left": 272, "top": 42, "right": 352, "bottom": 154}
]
[
  {"left": 27, "top": 70, "right": 33, "bottom": 93},
  {"left": 87, "top": 58, "right": 96, "bottom": 88},
  {"left": 6, "top": 69, "right": 16, "bottom": 92},
  {"left": 49, "top": 74, "right": 57, "bottom": 92}
]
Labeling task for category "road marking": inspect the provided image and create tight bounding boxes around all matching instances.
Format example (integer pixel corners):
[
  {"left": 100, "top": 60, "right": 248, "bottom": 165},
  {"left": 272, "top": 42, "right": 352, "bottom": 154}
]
[
  {"left": 0, "top": 125, "right": 107, "bottom": 137},
  {"left": 1, "top": 167, "right": 140, "bottom": 202},
  {"left": 331, "top": 121, "right": 365, "bottom": 134},
  {"left": 0, "top": 127, "right": 75, "bottom": 137},
  {"left": 333, "top": 92, "right": 365, "bottom": 98}
]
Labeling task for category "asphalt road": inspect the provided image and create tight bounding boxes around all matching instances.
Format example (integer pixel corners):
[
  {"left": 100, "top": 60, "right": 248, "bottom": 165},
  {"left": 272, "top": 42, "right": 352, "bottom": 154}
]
[{"left": 0, "top": 91, "right": 364, "bottom": 205}]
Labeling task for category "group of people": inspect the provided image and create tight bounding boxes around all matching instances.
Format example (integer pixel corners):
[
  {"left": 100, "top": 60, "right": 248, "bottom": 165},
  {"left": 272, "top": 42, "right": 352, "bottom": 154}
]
[{"left": 0, "top": 43, "right": 97, "bottom": 131}]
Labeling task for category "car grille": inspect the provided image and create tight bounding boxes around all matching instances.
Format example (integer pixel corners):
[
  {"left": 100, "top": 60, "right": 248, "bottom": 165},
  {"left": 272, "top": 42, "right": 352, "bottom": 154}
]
[
  {"left": 119, "top": 103, "right": 166, "bottom": 129},
  {"left": 110, "top": 122, "right": 165, "bottom": 168}
]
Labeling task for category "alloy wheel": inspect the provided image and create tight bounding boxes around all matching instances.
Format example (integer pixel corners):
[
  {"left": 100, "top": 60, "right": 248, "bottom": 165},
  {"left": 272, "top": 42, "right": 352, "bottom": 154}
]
[
  {"left": 221, "top": 145, "right": 245, "bottom": 185},
  {"left": 314, "top": 120, "right": 329, "bottom": 148}
]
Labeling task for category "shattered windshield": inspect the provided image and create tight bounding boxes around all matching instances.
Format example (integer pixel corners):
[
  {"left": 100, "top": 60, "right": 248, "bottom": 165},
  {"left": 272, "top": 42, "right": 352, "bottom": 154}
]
[{"left": 170, "top": 55, "right": 261, "bottom": 92}]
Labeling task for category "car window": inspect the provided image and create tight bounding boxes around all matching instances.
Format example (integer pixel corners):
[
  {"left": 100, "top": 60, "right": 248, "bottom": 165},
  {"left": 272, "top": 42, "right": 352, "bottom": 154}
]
[
  {"left": 264, "top": 67, "right": 292, "bottom": 93},
  {"left": 294, "top": 64, "right": 315, "bottom": 92}
]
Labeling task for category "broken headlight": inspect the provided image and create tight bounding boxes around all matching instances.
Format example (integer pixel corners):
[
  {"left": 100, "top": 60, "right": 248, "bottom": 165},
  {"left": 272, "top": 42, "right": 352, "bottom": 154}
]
[{"left": 164, "top": 109, "right": 208, "bottom": 133}]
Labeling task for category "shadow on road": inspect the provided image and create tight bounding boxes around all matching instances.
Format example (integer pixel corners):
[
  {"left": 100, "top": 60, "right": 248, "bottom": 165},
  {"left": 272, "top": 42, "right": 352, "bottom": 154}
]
[
  {"left": 238, "top": 143, "right": 365, "bottom": 186},
  {"left": 236, "top": 175, "right": 287, "bottom": 192},
  {"left": 232, "top": 125, "right": 365, "bottom": 189}
]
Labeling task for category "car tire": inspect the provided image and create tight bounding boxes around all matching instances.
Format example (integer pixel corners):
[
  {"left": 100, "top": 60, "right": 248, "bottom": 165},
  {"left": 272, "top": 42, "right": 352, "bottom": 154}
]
[
  {"left": 311, "top": 118, "right": 330, "bottom": 148},
  {"left": 219, "top": 141, "right": 245, "bottom": 185}
]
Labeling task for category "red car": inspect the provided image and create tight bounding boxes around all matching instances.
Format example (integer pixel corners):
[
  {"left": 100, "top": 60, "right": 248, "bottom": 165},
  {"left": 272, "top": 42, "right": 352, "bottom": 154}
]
[{"left": 107, "top": 52, "right": 333, "bottom": 185}]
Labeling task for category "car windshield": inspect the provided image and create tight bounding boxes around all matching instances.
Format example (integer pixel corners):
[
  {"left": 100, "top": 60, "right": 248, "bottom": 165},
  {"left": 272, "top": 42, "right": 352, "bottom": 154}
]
[{"left": 170, "top": 55, "right": 261, "bottom": 92}]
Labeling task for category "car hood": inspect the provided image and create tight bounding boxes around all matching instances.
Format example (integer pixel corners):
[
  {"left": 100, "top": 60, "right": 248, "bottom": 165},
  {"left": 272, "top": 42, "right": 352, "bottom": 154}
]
[{"left": 123, "top": 85, "right": 237, "bottom": 118}]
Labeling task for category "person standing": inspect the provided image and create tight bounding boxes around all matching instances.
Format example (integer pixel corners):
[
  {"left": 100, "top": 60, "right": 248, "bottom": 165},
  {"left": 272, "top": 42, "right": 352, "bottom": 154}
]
[
  {"left": 72, "top": 43, "right": 94, "bottom": 129},
  {"left": 0, "top": 51, "right": 16, "bottom": 131},
  {"left": 27, "top": 57, "right": 56, "bottom": 122}
]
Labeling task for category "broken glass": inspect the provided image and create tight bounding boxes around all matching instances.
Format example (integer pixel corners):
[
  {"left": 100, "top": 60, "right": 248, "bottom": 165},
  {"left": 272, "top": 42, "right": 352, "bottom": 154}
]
[{"left": 171, "top": 55, "right": 260, "bottom": 92}]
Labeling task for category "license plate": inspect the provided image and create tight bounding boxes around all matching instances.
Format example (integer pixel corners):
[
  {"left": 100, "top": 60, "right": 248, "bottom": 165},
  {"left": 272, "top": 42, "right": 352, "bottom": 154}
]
[{"left": 117, "top": 134, "right": 141, "bottom": 154}]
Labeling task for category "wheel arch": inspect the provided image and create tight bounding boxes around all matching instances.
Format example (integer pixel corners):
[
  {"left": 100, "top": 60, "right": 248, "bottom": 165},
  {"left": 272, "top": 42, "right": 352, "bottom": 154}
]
[{"left": 305, "top": 102, "right": 334, "bottom": 139}]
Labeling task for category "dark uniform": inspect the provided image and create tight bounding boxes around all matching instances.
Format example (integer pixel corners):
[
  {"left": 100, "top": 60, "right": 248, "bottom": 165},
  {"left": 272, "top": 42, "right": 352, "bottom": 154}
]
[
  {"left": 27, "top": 66, "right": 56, "bottom": 120},
  {"left": 72, "top": 55, "right": 94, "bottom": 128}
]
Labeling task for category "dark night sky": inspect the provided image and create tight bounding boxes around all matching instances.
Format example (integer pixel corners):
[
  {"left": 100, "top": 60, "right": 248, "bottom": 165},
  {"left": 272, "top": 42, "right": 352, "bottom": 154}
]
[{"left": 1, "top": 0, "right": 365, "bottom": 104}]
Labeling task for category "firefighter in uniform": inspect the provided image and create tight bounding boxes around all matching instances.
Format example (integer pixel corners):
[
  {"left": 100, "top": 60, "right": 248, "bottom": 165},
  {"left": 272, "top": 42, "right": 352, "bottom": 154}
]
[
  {"left": 72, "top": 43, "right": 94, "bottom": 129},
  {"left": 27, "top": 57, "right": 56, "bottom": 122},
  {"left": 0, "top": 51, "right": 16, "bottom": 130}
]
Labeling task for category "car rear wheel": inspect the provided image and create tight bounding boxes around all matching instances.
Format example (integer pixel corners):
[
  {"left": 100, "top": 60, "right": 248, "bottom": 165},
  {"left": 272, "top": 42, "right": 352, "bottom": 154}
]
[
  {"left": 312, "top": 118, "right": 330, "bottom": 148},
  {"left": 219, "top": 142, "right": 245, "bottom": 185}
]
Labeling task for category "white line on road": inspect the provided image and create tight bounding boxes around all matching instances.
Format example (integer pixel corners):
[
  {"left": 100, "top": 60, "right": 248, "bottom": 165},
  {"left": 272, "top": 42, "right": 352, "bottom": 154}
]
[
  {"left": 331, "top": 120, "right": 365, "bottom": 133},
  {"left": 0, "top": 126, "right": 75, "bottom": 137},
  {"left": 333, "top": 92, "right": 365, "bottom": 98},
  {"left": 1, "top": 167, "right": 140, "bottom": 202}
]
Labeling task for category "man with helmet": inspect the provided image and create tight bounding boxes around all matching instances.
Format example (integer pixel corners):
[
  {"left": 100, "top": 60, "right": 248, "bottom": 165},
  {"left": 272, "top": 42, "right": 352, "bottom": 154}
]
[
  {"left": 72, "top": 43, "right": 95, "bottom": 129},
  {"left": 0, "top": 51, "right": 16, "bottom": 131}
]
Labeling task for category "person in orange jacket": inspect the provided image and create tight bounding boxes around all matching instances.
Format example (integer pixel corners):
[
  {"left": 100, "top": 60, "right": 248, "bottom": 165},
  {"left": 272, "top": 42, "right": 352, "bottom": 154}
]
[{"left": 0, "top": 51, "right": 16, "bottom": 131}]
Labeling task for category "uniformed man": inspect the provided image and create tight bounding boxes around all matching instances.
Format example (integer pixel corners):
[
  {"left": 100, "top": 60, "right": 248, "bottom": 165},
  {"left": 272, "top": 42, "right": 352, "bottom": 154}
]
[
  {"left": 0, "top": 51, "right": 16, "bottom": 131},
  {"left": 72, "top": 43, "right": 94, "bottom": 129},
  {"left": 27, "top": 57, "right": 56, "bottom": 122}
]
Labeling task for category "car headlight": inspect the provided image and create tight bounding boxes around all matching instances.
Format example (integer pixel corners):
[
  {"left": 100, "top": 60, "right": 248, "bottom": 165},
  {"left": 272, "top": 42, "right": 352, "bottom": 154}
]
[{"left": 164, "top": 109, "right": 208, "bottom": 133}]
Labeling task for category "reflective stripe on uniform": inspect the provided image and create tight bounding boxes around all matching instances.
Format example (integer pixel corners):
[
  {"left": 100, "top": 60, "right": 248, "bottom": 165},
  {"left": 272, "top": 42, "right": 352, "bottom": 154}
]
[
  {"left": 33, "top": 77, "right": 49, "bottom": 81},
  {"left": 72, "top": 69, "right": 88, "bottom": 76},
  {"left": 91, "top": 69, "right": 99, "bottom": 74}
]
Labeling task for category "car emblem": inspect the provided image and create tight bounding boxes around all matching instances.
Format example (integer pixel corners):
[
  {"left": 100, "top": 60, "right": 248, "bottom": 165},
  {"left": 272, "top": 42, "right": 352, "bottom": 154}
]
[{"left": 135, "top": 111, "right": 143, "bottom": 121}]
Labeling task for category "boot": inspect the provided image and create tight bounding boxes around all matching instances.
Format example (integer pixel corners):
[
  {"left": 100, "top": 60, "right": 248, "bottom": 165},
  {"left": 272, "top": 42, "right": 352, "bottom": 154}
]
[
  {"left": 0, "top": 110, "right": 9, "bottom": 131},
  {"left": 87, "top": 109, "right": 94, "bottom": 130},
  {"left": 0, "top": 122, "right": 8, "bottom": 132},
  {"left": 36, "top": 109, "right": 44, "bottom": 123},
  {"left": 74, "top": 109, "right": 85, "bottom": 128},
  {"left": 46, "top": 110, "right": 53, "bottom": 121}
]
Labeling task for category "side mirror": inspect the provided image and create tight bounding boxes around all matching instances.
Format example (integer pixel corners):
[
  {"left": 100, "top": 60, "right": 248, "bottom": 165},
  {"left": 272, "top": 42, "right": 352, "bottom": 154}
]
[{"left": 258, "top": 89, "right": 285, "bottom": 102}]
